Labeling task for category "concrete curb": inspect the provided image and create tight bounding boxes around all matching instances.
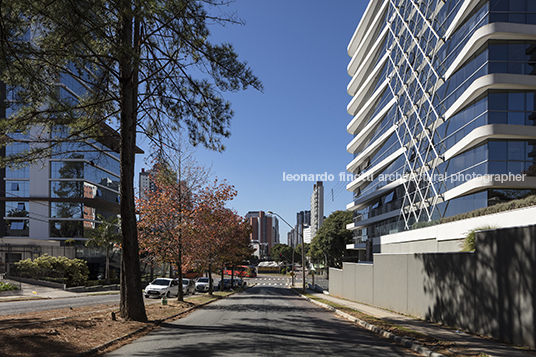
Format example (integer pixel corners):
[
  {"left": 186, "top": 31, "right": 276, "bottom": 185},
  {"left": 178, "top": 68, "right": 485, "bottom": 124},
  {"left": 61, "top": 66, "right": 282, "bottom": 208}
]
[
  {"left": 76, "top": 287, "right": 250, "bottom": 356},
  {"left": 294, "top": 290, "right": 445, "bottom": 357}
]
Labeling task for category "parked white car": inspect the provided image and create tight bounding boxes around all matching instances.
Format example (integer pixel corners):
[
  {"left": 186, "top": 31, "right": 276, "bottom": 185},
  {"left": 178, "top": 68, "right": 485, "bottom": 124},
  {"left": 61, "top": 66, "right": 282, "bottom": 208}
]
[
  {"left": 195, "top": 277, "right": 214, "bottom": 292},
  {"left": 182, "top": 278, "right": 196, "bottom": 295},
  {"left": 144, "top": 278, "right": 179, "bottom": 298}
]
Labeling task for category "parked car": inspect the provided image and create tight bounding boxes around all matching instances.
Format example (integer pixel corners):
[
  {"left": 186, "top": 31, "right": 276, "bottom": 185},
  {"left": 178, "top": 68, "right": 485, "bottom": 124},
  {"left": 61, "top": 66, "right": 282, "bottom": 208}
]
[
  {"left": 182, "top": 278, "right": 196, "bottom": 295},
  {"left": 233, "top": 278, "right": 247, "bottom": 288},
  {"left": 144, "top": 278, "right": 179, "bottom": 298},
  {"left": 219, "top": 278, "right": 232, "bottom": 290},
  {"left": 195, "top": 277, "right": 214, "bottom": 292}
]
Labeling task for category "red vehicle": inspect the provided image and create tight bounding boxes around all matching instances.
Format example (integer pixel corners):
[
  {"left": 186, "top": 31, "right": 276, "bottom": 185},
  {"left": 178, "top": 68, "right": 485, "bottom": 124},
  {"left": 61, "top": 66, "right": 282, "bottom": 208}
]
[{"left": 224, "top": 265, "right": 257, "bottom": 278}]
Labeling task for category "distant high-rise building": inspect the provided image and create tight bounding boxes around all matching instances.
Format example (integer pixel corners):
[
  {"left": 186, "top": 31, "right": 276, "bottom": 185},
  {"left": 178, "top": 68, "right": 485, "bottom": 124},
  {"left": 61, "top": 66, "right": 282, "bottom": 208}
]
[
  {"left": 303, "top": 225, "right": 312, "bottom": 244},
  {"left": 310, "top": 181, "right": 324, "bottom": 238},
  {"left": 139, "top": 168, "right": 156, "bottom": 200},
  {"left": 297, "top": 210, "right": 311, "bottom": 226},
  {"left": 245, "top": 211, "right": 279, "bottom": 257}
]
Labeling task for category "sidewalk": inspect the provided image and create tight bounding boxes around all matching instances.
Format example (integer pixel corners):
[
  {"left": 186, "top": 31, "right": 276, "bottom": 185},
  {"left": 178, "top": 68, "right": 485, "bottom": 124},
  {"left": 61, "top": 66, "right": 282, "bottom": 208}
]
[
  {"left": 306, "top": 289, "right": 534, "bottom": 357},
  {"left": 0, "top": 278, "right": 85, "bottom": 300}
]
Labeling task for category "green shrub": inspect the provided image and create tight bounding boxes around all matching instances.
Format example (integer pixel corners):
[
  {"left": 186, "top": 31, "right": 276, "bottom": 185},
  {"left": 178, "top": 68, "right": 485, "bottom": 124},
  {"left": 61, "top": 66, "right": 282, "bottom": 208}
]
[
  {"left": 0, "top": 282, "right": 19, "bottom": 292},
  {"left": 460, "top": 225, "right": 500, "bottom": 252},
  {"left": 14, "top": 254, "right": 89, "bottom": 287},
  {"left": 280, "top": 267, "right": 287, "bottom": 275}
]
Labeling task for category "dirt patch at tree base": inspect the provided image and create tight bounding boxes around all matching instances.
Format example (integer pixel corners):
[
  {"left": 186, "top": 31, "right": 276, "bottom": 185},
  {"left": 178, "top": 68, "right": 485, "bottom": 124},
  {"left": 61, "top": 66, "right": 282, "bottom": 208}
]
[{"left": 0, "top": 295, "right": 218, "bottom": 356}]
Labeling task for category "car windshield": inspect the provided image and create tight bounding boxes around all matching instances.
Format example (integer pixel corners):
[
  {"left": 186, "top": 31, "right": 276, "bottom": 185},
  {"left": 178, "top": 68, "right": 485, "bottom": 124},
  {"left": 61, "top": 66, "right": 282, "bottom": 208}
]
[
  {"left": 197, "top": 278, "right": 209, "bottom": 283},
  {"left": 182, "top": 279, "right": 190, "bottom": 285},
  {"left": 151, "top": 279, "right": 170, "bottom": 286}
]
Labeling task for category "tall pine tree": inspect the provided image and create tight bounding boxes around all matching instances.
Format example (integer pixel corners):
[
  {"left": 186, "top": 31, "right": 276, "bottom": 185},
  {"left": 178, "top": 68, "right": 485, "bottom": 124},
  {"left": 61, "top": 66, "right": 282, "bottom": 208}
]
[{"left": 0, "top": 0, "right": 262, "bottom": 321}]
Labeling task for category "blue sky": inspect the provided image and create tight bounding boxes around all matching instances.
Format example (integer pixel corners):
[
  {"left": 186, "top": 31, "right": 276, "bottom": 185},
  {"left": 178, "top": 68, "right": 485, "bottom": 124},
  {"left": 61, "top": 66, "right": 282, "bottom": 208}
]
[{"left": 135, "top": 1, "right": 368, "bottom": 242}]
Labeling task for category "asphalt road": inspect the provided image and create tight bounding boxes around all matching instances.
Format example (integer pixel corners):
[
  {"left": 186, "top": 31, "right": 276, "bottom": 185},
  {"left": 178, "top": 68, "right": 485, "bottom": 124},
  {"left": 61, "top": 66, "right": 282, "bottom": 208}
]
[
  {"left": 0, "top": 294, "right": 119, "bottom": 315},
  {"left": 107, "top": 285, "right": 415, "bottom": 357}
]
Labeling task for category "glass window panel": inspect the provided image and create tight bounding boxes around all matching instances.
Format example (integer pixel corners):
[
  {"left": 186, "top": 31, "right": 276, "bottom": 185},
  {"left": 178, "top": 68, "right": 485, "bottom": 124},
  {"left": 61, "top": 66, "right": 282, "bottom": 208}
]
[
  {"left": 6, "top": 181, "right": 29, "bottom": 198},
  {"left": 528, "top": 14, "right": 536, "bottom": 24},
  {"left": 490, "top": 13, "right": 509, "bottom": 22},
  {"left": 489, "top": 141, "right": 508, "bottom": 160},
  {"left": 489, "top": 44, "right": 508, "bottom": 61},
  {"left": 51, "top": 161, "right": 84, "bottom": 179},
  {"left": 51, "top": 202, "right": 84, "bottom": 219},
  {"left": 507, "top": 61, "right": 523, "bottom": 74},
  {"left": 489, "top": 93, "right": 507, "bottom": 110},
  {"left": 475, "top": 97, "right": 487, "bottom": 115},
  {"left": 508, "top": 92, "right": 525, "bottom": 110},
  {"left": 527, "top": 93, "right": 536, "bottom": 111},
  {"left": 6, "top": 202, "right": 29, "bottom": 217},
  {"left": 488, "top": 111, "right": 507, "bottom": 124},
  {"left": 508, "top": 45, "right": 527, "bottom": 62},
  {"left": 489, "top": 161, "right": 507, "bottom": 174},
  {"left": 490, "top": 0, "right": 508, "bottom": 11},
  {"left": 49, "top": 220, "right": 84, "bottom": 238},
  {"left": 475, "top": 113, "right": 487, "bottom": 128},
  {"left": 508, "top": 161, "right": 524, "bottom": 174},
  {"left": 475, "top": 143, "right": 487, "bottom": 162},
  {"left": 508, "top": 112, "right": 525, "bottom": 125},
  {"left": 51, "top": 181, "right": 84, "bottom": 198},
  {"left": 508, "top": 141, "right": 525, "bottom": 160},
  {"left": 5, "top": 219, "right": 29, "bottom": 236},
  {"left": 6, "top": 167, "right": 29, "bottom": 179},
  {"left": 11, "top": 221, "right": 25, "bottom": 230},
  {"left": 509, "top": 0, "right": 526, "bottom": 11},
  {"left": 508, "top": 13, "right": 526, "bottom": 23}
]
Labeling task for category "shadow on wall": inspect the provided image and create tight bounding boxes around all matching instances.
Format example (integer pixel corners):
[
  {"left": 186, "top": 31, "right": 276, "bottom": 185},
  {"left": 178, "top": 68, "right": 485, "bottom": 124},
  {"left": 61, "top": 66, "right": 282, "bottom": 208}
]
[{"left": 416, "top": 225, "right": 536, "bottom": 347}]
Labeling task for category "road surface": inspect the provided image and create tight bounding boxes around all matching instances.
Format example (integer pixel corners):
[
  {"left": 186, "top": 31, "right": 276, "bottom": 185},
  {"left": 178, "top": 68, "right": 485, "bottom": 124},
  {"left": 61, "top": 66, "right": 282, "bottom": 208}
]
[{"left": 108, "top": 284, "right": 415, "bottom": 357}]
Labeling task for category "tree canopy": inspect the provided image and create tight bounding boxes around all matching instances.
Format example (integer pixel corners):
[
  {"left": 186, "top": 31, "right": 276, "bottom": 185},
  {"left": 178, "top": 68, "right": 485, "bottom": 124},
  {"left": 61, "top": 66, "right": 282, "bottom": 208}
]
[
  {"left": 309, "top": 210, "right": 353, "bottom": 268},
  {"left": 0, "top": 0, "right": 262, "bottom": 321},
  {"left": 270, "top": 243, "right": 294, "bottom": 263}
]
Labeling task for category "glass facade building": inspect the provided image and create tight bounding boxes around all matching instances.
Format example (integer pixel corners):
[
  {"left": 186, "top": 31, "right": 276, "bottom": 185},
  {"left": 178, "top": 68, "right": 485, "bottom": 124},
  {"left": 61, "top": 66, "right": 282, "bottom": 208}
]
[
  {"left": 0, "top": 49, "right": 136, "bottom": 244},
  {"left": 0, "top": 129, "right": 123, "bottom": 242},
  {"left": 346, "top": 0, "right": 536, "bottom": 244}
]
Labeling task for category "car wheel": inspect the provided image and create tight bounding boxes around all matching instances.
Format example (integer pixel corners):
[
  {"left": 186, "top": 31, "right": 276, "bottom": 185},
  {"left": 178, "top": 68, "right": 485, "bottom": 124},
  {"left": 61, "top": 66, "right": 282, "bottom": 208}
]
[
  {"left": 144, "top": 295, "right": 149, "bottom": 298},
  {"left": 166, "top": 291, "right": 170, "bottom": 298}
]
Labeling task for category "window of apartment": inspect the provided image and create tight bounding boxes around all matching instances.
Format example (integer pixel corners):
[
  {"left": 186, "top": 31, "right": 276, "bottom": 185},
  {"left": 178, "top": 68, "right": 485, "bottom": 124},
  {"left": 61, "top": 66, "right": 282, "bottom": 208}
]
[
  {"left": 10, "top": 221, "right": 25, "bottom": 230},
  {"left": 6, "top": 181, "right": 29, "bottom": 198}
]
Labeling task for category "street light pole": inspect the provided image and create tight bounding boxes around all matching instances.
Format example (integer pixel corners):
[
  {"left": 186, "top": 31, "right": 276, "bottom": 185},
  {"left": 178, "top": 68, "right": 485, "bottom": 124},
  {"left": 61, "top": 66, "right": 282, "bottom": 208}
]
[
  {"left": 291, "top": 229, "right": 295, "bottom": 286},
  {"left": 301, "top": 222, "right": 306, "bottom": 294},
  {"left": 268, "top": 211, "right": 306, "bottom": 293}
]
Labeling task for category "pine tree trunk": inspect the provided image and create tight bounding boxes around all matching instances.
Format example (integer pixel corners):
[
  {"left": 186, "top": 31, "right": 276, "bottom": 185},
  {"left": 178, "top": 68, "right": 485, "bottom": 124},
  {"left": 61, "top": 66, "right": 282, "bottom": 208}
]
[
  {"left": 118, "top": 4, "right": 147, "bottom": 322},
  {"left": 105, "top": 245, "right": 110, "bottom": 285}
]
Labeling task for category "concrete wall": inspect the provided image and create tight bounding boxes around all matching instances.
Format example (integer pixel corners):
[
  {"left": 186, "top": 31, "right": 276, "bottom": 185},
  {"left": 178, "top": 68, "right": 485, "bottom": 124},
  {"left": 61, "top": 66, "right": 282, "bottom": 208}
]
[
  {"left": 330, "top": 224, "right": 536, "bottom": 348},
  {"left": 329, "top": 267, "right": 343, "bottom": 297}
]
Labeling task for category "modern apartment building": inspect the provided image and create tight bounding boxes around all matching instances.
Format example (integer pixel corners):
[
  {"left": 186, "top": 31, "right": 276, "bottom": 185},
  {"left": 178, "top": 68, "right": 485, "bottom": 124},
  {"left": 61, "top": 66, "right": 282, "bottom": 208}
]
[
  {"left": 310, "top": 181, "right": 324, "bottom": 238},
  {"left": 0, "top": 130, "right": 133, "bottom": 239},
  {"left": 1, "top": 43, "right": 142, "bottom": 273},
  {"left": 346, "top": 0, "right": 536, "bottom": 255}
]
